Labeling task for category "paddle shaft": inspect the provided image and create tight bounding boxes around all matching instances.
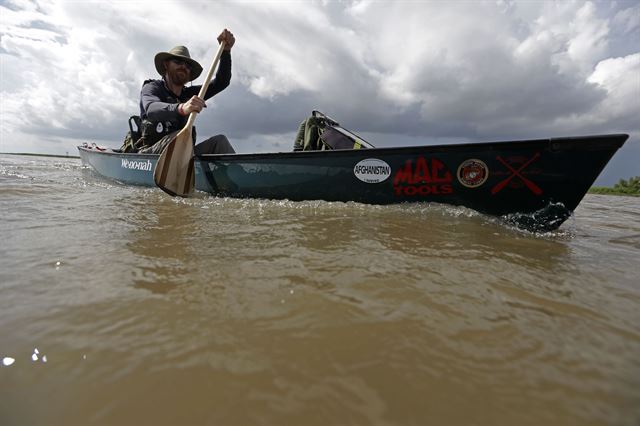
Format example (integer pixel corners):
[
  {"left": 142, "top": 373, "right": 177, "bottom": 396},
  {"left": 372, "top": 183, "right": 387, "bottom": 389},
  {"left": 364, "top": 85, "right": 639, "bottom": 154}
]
[{"left": 184, "top": 41, "right": 226, "bottom": 131}]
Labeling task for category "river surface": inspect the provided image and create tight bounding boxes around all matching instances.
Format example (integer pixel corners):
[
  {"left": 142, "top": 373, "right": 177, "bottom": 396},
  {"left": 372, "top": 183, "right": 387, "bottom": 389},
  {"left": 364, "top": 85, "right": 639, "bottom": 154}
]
[{"left": 1, "top": 154, "right": 639, "bottom": 426}]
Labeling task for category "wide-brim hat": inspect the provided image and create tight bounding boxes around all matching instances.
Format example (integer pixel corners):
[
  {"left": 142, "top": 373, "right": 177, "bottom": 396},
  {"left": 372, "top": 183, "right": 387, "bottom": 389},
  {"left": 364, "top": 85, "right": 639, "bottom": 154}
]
[{"left": 154, "top": 46, "right": 203, "bottom": 81}]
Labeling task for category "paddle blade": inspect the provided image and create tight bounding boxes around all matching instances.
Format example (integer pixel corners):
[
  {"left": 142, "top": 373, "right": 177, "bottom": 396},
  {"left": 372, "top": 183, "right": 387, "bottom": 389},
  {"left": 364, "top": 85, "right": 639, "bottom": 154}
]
[{"left": 153, "top": 131, "right": 195, "bottom": 197}]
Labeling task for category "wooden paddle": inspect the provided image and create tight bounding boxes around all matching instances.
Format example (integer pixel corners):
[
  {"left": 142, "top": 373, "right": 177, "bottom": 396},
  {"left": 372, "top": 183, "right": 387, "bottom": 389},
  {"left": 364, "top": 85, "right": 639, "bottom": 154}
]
[{"left": 153, "top": 41, "right": 227, "bottom": 197}]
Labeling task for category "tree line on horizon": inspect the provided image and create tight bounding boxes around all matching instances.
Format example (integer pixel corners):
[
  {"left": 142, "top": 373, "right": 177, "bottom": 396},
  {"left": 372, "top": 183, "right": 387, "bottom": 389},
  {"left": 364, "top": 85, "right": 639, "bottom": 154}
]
[{"left": 590, "top": 176, "right": 640, "bottom": 196}]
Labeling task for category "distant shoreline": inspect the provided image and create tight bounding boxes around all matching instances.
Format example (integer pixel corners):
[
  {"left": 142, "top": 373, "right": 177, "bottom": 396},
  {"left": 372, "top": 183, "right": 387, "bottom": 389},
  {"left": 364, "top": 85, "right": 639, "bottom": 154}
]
[
  {"left": 588, "top": 188, "right": 640, "bottom": 197},
  {"left": 1, "top": 152, "right": 80, "bottom": 159}
]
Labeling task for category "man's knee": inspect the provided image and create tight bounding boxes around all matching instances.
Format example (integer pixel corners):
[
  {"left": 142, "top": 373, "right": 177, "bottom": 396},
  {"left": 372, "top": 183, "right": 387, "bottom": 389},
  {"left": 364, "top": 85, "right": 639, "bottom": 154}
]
[{"left": 195, "top": 135, "right": 235, "bottom": 155}]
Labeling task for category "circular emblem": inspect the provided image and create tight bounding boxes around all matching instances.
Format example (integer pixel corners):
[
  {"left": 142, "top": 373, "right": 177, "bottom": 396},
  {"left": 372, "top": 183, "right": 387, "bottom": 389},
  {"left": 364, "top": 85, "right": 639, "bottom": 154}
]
[
  {"left": 354, "top": 158, "right": 391, "bottom": 184},
  {"left": 457, "top": 159, "right": 488, "bottom": 188},
  {"left": 156, "top": 122, "right": 164, "bottom": 133}
]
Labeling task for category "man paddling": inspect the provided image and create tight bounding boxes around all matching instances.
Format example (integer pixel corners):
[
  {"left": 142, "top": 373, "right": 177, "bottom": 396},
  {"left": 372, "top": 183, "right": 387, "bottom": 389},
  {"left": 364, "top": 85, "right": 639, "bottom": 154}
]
[{"left": 138, "top": 29, "right": 236, "bottom": 155}]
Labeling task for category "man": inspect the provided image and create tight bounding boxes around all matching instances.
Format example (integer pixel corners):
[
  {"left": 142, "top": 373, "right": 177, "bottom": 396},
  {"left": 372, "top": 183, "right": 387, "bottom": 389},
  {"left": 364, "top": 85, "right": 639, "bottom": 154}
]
[{"left": 138, "top": 29, "right": 236, "bottom": 155}]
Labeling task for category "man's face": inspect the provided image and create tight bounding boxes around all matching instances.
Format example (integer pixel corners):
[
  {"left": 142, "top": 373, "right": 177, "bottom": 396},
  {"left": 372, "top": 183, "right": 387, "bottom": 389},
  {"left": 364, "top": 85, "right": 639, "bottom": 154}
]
[{"left": 165, "top": 58, "right": 191, "bottom": 86}]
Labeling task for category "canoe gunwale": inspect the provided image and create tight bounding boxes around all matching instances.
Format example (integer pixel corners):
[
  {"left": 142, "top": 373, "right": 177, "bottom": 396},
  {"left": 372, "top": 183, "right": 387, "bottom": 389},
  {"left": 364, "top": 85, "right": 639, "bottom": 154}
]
[{"left": 78, "top": 133, "right": 628, "bottom": 162}]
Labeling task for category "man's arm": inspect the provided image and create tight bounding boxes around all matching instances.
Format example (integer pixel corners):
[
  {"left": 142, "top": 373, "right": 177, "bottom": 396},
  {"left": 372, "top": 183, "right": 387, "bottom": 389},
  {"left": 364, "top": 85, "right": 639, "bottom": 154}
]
[
  {"left": 201, "top": 50, "right": 231, "bottom": 100},
  {"left": 197, "top": 29, "right": 234, "bottom": 100},
  {"left": 140, "top": 81, "right": 180, "bottom": 121}
]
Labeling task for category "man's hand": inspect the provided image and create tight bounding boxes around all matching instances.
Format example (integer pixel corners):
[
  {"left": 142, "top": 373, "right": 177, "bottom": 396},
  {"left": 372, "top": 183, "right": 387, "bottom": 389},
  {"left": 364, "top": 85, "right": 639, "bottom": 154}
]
[
  {"left": 179, "top": 95, "right": 206, "bottom": 116},
  {"left": 217, "top": 29, "right": 235, "bottom": 51}
]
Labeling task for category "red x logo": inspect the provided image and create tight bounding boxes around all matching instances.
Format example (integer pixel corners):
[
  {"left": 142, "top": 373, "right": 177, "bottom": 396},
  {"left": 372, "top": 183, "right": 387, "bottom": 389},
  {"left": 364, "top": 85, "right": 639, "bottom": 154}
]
[{"left": 491, "top": 152, "right": 543, "bottom": 195}]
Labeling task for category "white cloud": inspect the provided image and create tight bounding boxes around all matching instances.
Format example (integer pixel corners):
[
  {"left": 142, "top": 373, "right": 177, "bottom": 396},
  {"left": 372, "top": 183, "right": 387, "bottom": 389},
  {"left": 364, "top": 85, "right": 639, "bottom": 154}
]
[{"left": 585, "top": 53, "right": 640, "bottom": 126}]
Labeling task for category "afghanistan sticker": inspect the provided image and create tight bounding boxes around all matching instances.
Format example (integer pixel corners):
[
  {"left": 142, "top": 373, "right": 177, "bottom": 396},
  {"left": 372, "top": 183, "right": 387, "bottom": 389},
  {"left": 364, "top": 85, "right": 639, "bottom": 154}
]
[
  {"left": 457, "top": 159, "right": 489, "bottom": 188},
  {"left": 354, "top": 158, "right": 391, "bottom": 184}
]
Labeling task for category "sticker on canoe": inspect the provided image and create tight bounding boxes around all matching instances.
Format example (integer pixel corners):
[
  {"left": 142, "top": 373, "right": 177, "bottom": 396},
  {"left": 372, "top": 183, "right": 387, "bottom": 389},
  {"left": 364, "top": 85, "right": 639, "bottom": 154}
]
[
  {"left": 457, "top": 159, "right": 489, "bottom": 188},
  {"left": 491, "top": 152, "right": 543, "bottom": 195},
  {"left": 393, "top": 157, "right": 453, "bottom": 196},
  {"left": 121, "top": 158, "right": 153, "bottom": 172},
  {"left": 354, "top": 159, "right": 391, "bottom": 184}
]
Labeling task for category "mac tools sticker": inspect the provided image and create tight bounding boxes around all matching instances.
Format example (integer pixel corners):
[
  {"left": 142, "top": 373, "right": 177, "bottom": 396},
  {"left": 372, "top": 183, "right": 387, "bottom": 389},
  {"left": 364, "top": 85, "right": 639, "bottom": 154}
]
[{"left": 354, "top": 159, "right": 391, "bottom": 184}]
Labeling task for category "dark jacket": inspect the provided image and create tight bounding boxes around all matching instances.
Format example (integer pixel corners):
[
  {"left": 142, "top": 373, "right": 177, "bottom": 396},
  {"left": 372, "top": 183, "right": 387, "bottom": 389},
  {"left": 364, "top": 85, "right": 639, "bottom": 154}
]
[{"left": 138, "top": 50, "right": 231, "bottom": 145}]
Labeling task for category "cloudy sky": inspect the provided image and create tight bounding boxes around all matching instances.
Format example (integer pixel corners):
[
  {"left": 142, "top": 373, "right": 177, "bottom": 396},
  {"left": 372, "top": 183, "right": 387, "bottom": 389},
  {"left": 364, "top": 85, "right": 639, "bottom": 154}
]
[{"left": 1, "top": 0, "right": 638, "bottom": 184}]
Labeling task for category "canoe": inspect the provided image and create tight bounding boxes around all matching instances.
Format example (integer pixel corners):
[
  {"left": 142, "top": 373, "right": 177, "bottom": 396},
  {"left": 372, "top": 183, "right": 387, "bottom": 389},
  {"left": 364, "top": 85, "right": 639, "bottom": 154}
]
[{"left": 78, "top": 133, "right": 628, "bottom": 232}]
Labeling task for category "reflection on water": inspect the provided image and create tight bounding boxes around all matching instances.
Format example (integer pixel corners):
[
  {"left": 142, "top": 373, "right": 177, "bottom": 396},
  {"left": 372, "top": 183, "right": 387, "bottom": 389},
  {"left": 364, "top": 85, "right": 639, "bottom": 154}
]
[
  {"left": 123, "top": 196, "right": 203, "bottom": 293},
  {"left": 1, "top": 154, "right": 639, "bottom": 426}
]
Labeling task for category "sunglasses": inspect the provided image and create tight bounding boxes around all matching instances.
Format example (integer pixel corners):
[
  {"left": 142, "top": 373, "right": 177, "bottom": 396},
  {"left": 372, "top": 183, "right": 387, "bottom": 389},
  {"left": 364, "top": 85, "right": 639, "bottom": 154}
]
[{"left": 170, "top": 58, "right": 192, "bottom": 70}]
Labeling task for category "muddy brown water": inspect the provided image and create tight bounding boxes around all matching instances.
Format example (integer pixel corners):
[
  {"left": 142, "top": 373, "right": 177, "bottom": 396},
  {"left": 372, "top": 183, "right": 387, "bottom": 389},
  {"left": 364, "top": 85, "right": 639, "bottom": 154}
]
[{"left": 1, "top": 154, "right": 639, "bottom": 425}]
